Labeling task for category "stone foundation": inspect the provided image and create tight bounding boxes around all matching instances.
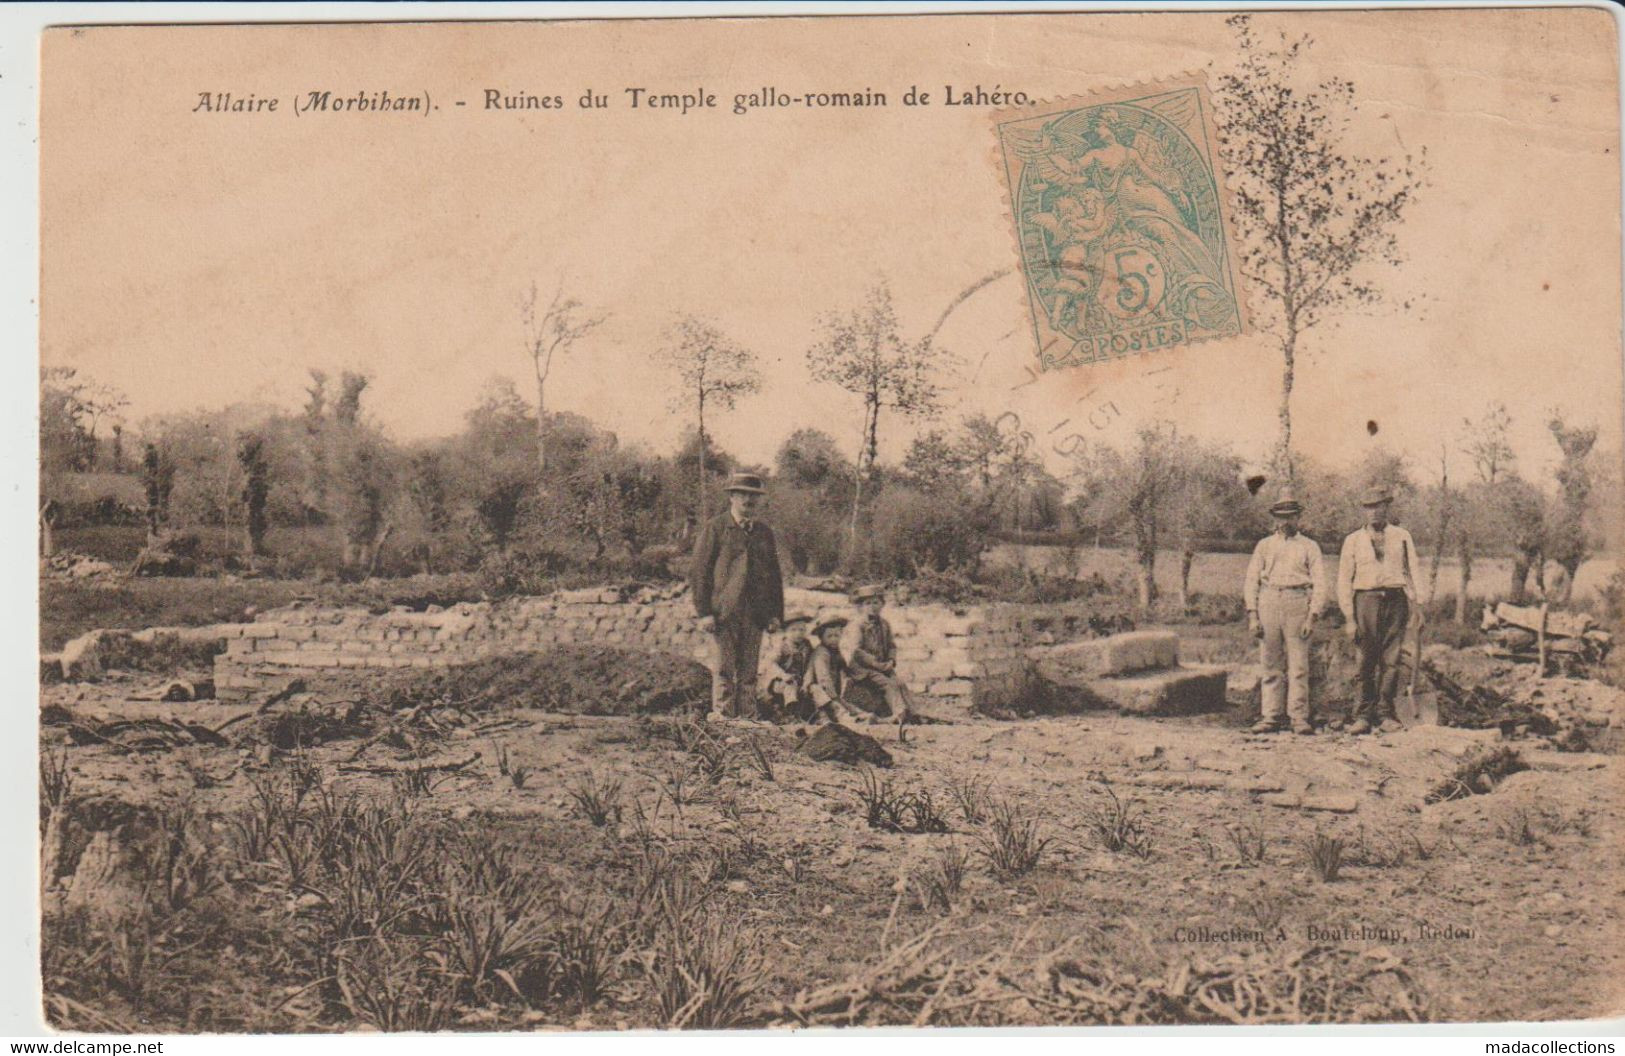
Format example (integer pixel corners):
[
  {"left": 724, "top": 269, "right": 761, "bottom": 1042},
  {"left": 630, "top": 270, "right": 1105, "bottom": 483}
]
[{"left": 210, "top": 585, "right": 1081, "bottom": 716}]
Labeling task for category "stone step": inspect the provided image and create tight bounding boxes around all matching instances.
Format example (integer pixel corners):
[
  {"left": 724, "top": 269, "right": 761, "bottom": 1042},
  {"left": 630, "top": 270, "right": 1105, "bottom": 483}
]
[
  {"left": 1082, "top": 664, "right": 1228, "bottom": 717},
  {"left": 1028, "top": 630, "right": 1179, "bottom": 682}
]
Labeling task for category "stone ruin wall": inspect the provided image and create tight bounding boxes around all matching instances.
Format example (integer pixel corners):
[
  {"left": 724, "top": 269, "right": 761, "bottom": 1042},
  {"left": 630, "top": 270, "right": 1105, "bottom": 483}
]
[{"left": 211, "top": 586, "right": 1105, "bottom": 714}]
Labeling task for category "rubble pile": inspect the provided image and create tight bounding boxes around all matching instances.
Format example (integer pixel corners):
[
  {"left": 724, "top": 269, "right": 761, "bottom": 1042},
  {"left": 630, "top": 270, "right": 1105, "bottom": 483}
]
[
  {"left": 41, "top": 551, "right": 117, "bottom": 581},
  {"left": 1481, "top": 602, "right": 1613, "bottom": 673},
  {"left": 1423, "top": 643, "right": 1624, "bottom": 751}
]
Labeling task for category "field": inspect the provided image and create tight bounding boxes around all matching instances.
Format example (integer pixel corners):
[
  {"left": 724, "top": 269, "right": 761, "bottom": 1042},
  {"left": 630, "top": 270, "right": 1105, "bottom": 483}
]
[
  {"left": 42, "top": 536, "right": 1620, "bottom": 654},
  {"left": 986, "top": 544, "right": 1621, "bottom": 607},
  {"left": 38, "top": 659, "right": 1625, "bottom": 1031}
]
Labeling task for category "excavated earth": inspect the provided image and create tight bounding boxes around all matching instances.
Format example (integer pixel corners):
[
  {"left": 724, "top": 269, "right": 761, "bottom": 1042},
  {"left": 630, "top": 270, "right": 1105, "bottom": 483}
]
[{"left": 39, "top": 663, "right": 1625, "bottom": 1028}]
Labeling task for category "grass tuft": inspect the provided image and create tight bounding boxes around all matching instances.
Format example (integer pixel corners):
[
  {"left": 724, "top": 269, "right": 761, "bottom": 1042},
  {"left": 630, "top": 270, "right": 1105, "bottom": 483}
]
[
  {"left": 1303, "top": 830, "right": 1346, "bottom": 882},
  {"left": 973, "top": 798, "right": 1052, "bottom": 878},
  {"left": 1225, "top": 819, "right": 1269, "bottom": 866},
  {"left": 1082, "top": 784, "right": 1153, "bottom": 858},
  {"left": 567, "top": 772, "right": 624, "bottom": 827}
]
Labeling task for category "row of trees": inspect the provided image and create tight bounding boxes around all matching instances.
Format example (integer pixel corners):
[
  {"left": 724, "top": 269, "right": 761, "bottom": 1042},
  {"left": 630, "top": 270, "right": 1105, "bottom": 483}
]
[
  {"left": 1082, "top": 404, "right": 1616, "bottom": 613},
  {"left": 43, "top": 348, "right": 1615, "bottom": 617}
]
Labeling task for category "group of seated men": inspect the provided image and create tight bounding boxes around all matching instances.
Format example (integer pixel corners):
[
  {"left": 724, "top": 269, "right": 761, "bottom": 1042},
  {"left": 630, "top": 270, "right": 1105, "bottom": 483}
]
[{"left": 758, "top": 584, "right": 917, "bottom": 729}]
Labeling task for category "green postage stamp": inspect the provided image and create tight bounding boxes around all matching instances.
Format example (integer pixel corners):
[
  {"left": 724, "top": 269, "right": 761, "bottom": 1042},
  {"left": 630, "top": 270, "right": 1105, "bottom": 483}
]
[{"left": 994, "top": 77, "right": 1247, "bottom": 371}]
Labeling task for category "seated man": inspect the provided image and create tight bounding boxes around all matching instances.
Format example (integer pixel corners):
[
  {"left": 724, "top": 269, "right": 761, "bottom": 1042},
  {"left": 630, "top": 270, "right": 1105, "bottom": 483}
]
[
  {"left": 847, "top": 584, "right": 917, "bottom": 732},
  {"left": 759, "top": 613, "right": 814, "bottom": 721},
  {"left": 803, "top": 615, "right": 863, "bottom": 725}
]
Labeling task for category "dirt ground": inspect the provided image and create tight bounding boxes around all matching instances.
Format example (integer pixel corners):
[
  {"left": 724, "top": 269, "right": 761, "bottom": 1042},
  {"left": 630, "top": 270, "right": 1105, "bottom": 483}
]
[{"left": 40, "top": 669, "right": 1625, "bottom": 1029}]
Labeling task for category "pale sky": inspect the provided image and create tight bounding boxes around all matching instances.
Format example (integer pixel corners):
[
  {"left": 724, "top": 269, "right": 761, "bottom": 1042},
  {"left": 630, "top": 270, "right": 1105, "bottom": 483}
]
[{"left": 40, "top": 9, "right": 1625, "bottom": 486}]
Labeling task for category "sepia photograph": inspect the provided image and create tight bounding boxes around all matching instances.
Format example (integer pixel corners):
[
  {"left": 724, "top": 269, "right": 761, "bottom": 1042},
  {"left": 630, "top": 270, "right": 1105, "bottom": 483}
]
[{"left": 32, "top": 5, "right": 1625, "bottom": 1034}]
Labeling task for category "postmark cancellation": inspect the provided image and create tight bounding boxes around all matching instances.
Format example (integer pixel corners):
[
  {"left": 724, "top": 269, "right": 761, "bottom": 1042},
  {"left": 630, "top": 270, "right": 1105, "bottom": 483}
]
[{"left": 994, "top": 77, "right": 1247, "bottom": 371}]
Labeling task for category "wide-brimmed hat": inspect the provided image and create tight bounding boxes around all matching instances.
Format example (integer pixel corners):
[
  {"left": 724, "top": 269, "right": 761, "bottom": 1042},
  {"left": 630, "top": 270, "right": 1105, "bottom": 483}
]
[
  {"left": 1269, "top": 494, "right": 1304, "bottom": 517},
  {"left": 1359, "top": 487, "right": 1394, "bottom": 508},
  {"left": 852, "top": 584, "right": 887, "bottom": 602},
  {"left": 812, "top": 615, "right": 849, "bottom": 636},
  {"left": 723, "top": 472, "right": 767, "bottom": 495}
]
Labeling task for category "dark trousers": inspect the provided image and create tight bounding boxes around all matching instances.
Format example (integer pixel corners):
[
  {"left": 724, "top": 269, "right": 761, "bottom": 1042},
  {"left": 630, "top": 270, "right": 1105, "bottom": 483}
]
[
  {"left": 712, "top": 619, "right": 764, "bottom": 718},
  {"left": 847, "top": 673, "right": 916, "bottom": 721},
  {"left": 1353, "top": 589, "right": 1409, "bottom": 719}
]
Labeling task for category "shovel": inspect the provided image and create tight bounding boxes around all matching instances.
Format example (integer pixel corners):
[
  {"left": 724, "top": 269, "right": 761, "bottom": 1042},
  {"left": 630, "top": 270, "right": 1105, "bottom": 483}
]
[{"left": 1404, "top": 610, "right": 1432, "bottom": 725}]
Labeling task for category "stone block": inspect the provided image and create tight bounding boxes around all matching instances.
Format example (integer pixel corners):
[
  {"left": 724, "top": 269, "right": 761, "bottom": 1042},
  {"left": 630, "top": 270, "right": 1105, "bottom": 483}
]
[
  {"left": 1082, "top": 665, "right": 1227, "bottom": 716},
  {"left": 929, "top": 678, "right": 976, "bottom": 697},
  {"left": 243, "top": 624, "right": 281, "bottom": 639},
  {"left": 916, "top": 614, "right": 977, "bottom": 638},
  {"left": 1029, "top": 630, "right": 1178, "bottom": 682},
  {"left": 903, "top": 660, "right": 956, "bottom": 681},
  {"left": 1261, "top": 792, "right": 1359, "bottom": 813}
]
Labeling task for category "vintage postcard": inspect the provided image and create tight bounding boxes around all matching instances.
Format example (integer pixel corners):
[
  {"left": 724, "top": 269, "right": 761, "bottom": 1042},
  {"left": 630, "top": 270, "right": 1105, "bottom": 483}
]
[{"left": 35, "top": 7, "right": 1625, "bottom": 1033}]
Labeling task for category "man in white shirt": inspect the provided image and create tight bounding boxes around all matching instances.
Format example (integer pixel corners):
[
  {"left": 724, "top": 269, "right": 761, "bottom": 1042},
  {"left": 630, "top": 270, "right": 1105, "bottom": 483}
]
[
  {"left": 1336, "top": 488, "right": 1422, "bottom": 735},
  {"left": 1243, "top": 494, "right": 1327, "bottom": 735}
]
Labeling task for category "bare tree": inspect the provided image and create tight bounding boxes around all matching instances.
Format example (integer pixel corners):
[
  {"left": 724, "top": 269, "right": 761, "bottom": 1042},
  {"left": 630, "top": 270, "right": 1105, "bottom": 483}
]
[
  {"left": 657, "top": 314, "right": 761, "bottom": 520},
  {"left": 521, "top": 280, "right": 608, "bottom": 477},
  {"left": 807, "top": 280, "right": 949, "bottom": 535},
  {"left": 1216, "top": 14, "right": 1426, "bottom": 481},
  {"left": 1464, "top": 402, "right": 1515, "bottom": 485},
  {"left": 1443, "top": 403, "right": 1517, "bottom": 617},
  {"left": 1450, "top": 481, "right": 1506, "bottom": 623}
]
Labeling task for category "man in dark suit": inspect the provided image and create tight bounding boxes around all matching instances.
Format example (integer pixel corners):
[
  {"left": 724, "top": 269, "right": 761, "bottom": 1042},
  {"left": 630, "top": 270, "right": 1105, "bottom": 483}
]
[{"left": 689, "top": 472, "right": 785, "bottom": 720}]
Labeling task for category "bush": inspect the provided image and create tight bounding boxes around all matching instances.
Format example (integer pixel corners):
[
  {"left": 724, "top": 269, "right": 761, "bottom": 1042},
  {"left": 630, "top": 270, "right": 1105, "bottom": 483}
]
[
  {"left": 770, "top": 484, "right": 847, "bottom": 576},
  {"left": 864, "top": 486, "right": 992, "bottom": 579},
  {"left": 474, "top": 548, "right": 571, "bottom": 599}
]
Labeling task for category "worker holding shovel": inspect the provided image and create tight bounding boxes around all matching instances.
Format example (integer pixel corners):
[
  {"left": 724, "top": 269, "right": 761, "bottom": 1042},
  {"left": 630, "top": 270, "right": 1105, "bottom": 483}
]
[{"left": 1337, "top": 488, "right": 1424, "bottom": 735}]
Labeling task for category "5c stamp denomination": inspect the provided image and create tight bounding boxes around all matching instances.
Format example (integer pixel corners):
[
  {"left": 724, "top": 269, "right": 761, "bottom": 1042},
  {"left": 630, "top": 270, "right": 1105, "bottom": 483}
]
[{"left": 994, "top": 77, "right": 1247, "bottom": 370}]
